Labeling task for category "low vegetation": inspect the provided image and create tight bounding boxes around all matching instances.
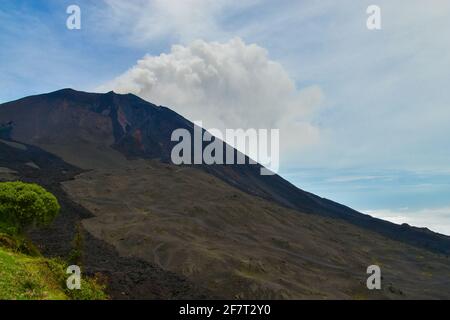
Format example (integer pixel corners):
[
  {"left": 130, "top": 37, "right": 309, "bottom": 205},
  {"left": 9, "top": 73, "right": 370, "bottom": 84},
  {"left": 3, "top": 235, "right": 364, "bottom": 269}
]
[
  {"left": 0, "top": 181, "right": 107, "bottom": 300},
  {"left": 0, "top": 181, "right": 60, "bottom": 234}
]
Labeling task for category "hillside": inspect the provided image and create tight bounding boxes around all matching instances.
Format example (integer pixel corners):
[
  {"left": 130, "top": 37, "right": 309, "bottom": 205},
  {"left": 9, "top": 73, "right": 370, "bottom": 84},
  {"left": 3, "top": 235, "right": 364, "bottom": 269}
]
[{"left": 0, "top": 89, "right": 449, "bottom": 299}]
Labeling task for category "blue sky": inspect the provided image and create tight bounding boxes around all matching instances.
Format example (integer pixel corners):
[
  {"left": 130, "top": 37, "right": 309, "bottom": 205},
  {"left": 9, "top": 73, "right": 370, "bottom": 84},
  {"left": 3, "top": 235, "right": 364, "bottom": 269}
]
[{"left": 1, "top": 0, "right": 450, "bottom": 234}]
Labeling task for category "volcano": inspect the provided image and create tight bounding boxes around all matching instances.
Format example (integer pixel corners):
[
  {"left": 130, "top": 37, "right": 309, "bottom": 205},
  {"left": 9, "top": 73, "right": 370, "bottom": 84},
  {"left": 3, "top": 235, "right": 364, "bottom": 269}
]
[{"left": 0, "top": 88, "right": 449, "bottom": 299}]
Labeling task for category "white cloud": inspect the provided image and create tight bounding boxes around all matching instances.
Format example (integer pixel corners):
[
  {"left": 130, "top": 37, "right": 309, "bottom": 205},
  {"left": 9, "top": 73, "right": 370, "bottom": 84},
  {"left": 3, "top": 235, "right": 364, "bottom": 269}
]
[
  {"left": 366, "top": 207, "right": 450, "bottom": 236},
  {"left": 98, "top": 38, "right": 323, "bottom": 154}
]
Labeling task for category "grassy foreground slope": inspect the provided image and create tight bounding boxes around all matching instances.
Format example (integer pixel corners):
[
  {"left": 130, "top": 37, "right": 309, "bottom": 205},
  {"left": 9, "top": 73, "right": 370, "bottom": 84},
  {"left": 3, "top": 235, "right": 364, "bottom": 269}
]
[
  {"left": 0, "top": 234, "right": 107, "bottom": 300},
  {"left": 0, "top": 245, "right": 67, "bottom": 299},
  {"left": 0, "top": 180, "right": 107, "bottom": 300}
]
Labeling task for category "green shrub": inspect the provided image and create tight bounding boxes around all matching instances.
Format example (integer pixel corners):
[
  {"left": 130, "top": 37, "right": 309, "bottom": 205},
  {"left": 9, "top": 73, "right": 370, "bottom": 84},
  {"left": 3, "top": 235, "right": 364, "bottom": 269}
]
[{"left": 0, "top": 182, "right": 60, "bottom": 234}]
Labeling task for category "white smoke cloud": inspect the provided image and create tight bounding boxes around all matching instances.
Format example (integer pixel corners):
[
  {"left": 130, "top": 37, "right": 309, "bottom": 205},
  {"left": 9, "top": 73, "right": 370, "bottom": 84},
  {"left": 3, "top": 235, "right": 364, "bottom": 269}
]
[{"left": 98, "top": 38, "right": 323, "bottom": 154}]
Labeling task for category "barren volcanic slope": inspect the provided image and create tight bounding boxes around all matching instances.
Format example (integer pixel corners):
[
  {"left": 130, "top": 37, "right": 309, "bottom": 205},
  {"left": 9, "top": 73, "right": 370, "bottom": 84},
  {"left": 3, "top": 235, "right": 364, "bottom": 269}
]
[{"left": 1, "top": 89, "right": 449, "bottom": 299}]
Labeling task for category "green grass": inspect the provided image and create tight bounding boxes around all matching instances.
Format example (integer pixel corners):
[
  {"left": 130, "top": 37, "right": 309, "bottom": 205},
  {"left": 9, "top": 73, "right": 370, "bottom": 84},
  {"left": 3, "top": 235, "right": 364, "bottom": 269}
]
[
  {"left": 0, "top": 247, "right": 67, "bottom": 299},
  {"left": 0, "top": 233, "right": 108, "bottom": 300}
]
